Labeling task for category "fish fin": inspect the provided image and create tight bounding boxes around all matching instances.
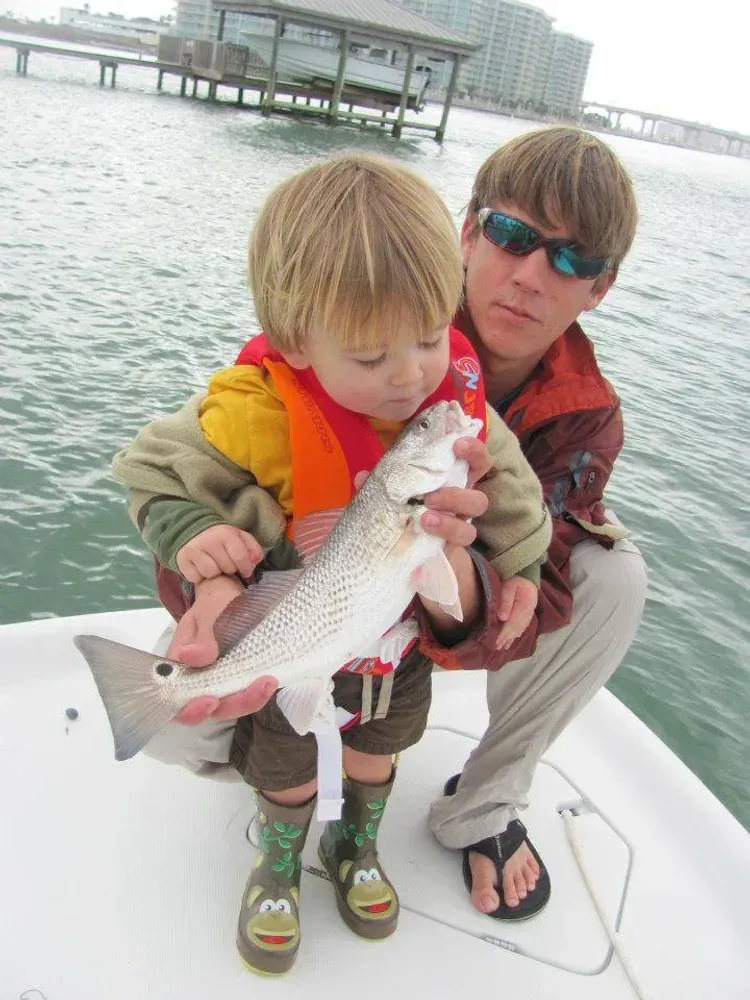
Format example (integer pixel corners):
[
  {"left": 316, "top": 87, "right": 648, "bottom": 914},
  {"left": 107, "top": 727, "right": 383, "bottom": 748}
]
[
  {"left": 293, "top": 509, "right": 345, "bottom": 565},
  {"left": 344, "top": 618, "right": 418, "bottom": 665},
  {"left": 213, "top": 569, "right": 303, "bottom": 655},
  {"left": 73, "top": 635, "right": 178, "bottom": 761},
  {"left": 378, "top": 619, "right": 420, "bottom": 666},
  {"left": 276, "top": 678, "right": 331, "bottom": 735},
  {"left": 411, "top": 550, "right": 464, "bottom": 621}
]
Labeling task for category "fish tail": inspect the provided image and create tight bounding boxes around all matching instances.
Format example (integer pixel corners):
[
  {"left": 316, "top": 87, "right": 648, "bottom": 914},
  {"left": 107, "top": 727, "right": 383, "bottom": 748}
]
[{"left": 73, "top": 635, "right": 179, "bottom": 761}]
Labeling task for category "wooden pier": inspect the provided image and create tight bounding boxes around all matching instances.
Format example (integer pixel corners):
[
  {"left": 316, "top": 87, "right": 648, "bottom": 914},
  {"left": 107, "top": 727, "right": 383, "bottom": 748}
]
[{"left": 0, "top": 21, "right": 473, "bottom": 142}]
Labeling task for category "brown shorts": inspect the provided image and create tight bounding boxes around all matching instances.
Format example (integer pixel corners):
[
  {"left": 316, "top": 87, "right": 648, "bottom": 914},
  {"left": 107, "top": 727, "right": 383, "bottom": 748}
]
[{"left": 229, "top": 651, "right": 433, "bottom": 791}]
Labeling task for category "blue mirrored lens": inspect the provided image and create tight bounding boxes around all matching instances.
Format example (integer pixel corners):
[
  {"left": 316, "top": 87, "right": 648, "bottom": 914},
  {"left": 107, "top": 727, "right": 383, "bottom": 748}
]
[
  {"left": 552, "top": 246, "right": 607, "bottom": 278},
  {"left": 486, "top": 215, "right": 537, "bottom": 253}
]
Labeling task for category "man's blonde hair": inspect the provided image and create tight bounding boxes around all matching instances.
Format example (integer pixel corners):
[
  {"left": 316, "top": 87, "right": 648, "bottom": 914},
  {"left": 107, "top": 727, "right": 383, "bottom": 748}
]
[
  {"left": 248, "top": 154, "right": 463, "bottom": 352},
  {"left": 468, "top": 126, "right": 638, "bottom": 274}
]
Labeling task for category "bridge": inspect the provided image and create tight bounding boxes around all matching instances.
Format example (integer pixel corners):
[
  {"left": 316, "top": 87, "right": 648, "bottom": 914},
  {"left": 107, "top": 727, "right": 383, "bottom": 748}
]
[{"left": 580, "top": 101, "right": 750, "bottom": 158}]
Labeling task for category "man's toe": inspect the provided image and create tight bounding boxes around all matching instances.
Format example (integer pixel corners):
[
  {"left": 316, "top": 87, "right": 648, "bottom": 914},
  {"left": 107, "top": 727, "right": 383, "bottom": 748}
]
[
  {"left": 502, "top": 869, "right": 520, "bottom": 907},
  {"left": 523, "top": 859, "right": 538, "bottom": 890},
  {"left": 513, "top": 869, "right": 528, "bottom": 900},
  {"left": 469, "top": 852, "right": 500, "bottom": 913}
]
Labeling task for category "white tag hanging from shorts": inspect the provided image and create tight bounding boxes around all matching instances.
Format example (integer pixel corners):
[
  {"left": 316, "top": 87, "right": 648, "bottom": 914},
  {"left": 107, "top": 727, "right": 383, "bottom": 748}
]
[{"left": 308, "top": 692, "right": 345, "bottom": 821}]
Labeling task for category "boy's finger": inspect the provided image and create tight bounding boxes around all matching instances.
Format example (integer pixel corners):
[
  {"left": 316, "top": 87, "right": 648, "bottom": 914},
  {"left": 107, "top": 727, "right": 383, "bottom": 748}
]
[
  {"left": 498, "top": 588, "right": 515, "bottom": 622},
  {"left": 170, "top": 636, "right": 218, "bottom": 668},
  {"left": 495, "top": 603, "right": 534, "bottom": 649},
  {"left": 240, "top": 531, "right": 264, "bottom": 564},
  {"left": 193, "top": 551, "right": 222, "bottom": 581},
  {"left": 166, "top": 612, "right": 198, "bottom": 658},
  {"left": 495, "top": 625, "right": 521, "bottom": 650},
  {"left": 236, "top": 534, "right": 263, "bottom": 578},
  {"left": 177, "top": 557, "right": 201, "bottom": 584},
  {"left": 212, "top": 546, "right": 239, "bottom": 577},
  {"left": 221, "top": 539, "right": 254, "bottom": 580}
]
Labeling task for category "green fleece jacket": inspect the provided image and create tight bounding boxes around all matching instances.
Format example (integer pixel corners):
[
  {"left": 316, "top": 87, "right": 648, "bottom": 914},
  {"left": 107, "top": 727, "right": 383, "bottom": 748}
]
[{"left": 112, "top": 395, "right": 551, "bottom": 585}]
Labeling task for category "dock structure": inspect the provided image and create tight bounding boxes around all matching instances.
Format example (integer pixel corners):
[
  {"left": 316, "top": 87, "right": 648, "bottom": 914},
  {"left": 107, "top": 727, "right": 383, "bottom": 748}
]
[{"left": 1, "top": 1, "right": 476, "bottom": 142}]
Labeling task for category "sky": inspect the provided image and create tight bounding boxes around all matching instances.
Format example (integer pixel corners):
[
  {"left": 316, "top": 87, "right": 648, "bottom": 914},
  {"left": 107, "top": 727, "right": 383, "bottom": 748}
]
[{"left": 7, "top": 0, "right": 750, "bottom": 135}]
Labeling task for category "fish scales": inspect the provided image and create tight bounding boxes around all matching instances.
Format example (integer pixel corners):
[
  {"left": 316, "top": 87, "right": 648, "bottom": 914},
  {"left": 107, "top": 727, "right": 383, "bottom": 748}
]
[{"left": 73, "top": 400, "right": 483, "bottom": 761}]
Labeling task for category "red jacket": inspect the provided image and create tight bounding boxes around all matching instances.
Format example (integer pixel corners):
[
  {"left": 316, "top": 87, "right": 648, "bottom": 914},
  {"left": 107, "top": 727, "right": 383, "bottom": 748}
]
[{"left": 418, "top": 315, "right": 624, "bottom": 671}]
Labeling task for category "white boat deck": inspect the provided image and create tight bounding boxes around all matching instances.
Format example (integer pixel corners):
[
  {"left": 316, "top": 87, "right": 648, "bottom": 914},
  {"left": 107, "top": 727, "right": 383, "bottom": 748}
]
[{"left": 2, "top": 608, "right": 749, "bottom": 998}]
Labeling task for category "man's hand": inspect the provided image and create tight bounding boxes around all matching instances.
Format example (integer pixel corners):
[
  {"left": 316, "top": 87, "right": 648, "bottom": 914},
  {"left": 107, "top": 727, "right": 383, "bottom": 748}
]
[
  {"left": 413, "top": 436, "right": 492, "bottom": 641},
  {"left": 176, "top": 524, "right": 263, "bottom": 584},
  {"left": 495, "top": 575, "right": 538, "bottom": 650},
  {"left": 419, "top": 436, "right": 491, "bottom": 554},
  {"left": 168, "top": 575, "right": 278, "bottom": 725}
]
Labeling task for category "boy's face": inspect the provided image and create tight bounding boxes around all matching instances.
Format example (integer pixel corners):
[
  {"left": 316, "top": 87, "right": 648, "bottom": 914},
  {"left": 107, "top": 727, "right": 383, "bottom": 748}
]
[
  {"left": 283, "top": 326, "right": 451, "bottom": 423},
  {"left": 461, "top": 201, "right": 614, "bottom": 367}
]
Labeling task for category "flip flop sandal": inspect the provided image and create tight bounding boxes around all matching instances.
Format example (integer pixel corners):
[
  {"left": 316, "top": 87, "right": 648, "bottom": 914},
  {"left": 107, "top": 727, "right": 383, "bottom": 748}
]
[{"left": 443, "top": 773, "right": 551, "bottom": 921}]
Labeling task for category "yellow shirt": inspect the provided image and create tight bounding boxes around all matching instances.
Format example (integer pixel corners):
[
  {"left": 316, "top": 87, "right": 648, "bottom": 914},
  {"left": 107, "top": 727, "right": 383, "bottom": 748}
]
[{"left": 198, "top": 365, "right": 404, "bottom": 518}]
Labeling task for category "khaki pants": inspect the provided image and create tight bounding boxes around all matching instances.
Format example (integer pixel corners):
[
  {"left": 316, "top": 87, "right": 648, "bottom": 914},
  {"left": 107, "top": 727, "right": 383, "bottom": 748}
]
[
  {"left": 145, "top": 534, "right": 648, "bottom": 834},
  {"left": 428, "top": 534, "right": 647, "bottom": 848}
]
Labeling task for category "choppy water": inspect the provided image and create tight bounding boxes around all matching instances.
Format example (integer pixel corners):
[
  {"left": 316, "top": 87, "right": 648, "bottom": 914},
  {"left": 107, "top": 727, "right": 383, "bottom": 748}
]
[{"left": 1, "top": 48, "right": 749, "bottom": 829}]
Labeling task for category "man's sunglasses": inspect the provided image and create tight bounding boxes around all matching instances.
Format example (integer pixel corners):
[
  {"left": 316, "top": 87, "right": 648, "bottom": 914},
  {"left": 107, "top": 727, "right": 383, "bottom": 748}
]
[{"left": 477, "top": 208, "right": 609, "bottom": 279}]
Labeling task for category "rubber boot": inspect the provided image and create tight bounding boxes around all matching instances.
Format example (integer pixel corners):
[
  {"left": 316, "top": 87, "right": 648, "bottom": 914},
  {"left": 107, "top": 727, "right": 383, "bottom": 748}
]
[
  {"left": 236, "top": 792, "right": 316, "bottom": 975},
  {"left": 317, "top": 771, "right": 399, "bottom": 939}
]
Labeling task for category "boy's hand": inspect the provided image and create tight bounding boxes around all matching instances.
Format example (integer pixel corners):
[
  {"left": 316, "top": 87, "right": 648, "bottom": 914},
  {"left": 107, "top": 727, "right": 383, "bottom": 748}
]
[
  {"left": 176, "top": 524, "right": 263, "bottom": 584},
  {"left": 168, "top": 575, "right": 278, "bottom": 725},
  {"left": 495, "top": 575, "right": 538, "bottom": 650}
]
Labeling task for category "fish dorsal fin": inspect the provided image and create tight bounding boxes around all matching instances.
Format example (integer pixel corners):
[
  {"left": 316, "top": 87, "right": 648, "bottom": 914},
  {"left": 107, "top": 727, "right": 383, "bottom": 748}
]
[
  {"left": 293, "top": 508, "right": 345, "bottom": 565},
  {"left": 411, "top": 550, "right": 463, "bottom": 621},
  {"left": 213, "top": 569, "right": 303, "bottom": 656},
  {"left": 276, "top": 677, "right": 332, "bottom": 735}
]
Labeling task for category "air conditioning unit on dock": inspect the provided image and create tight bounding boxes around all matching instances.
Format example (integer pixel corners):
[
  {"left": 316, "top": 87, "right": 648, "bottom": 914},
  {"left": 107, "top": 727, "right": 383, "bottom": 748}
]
[
  {"left": 191, "top": 41, "right": 249, "bottom": 80},
  {"left": 157, "top": 35, "right": 192, "bottom": 67}
]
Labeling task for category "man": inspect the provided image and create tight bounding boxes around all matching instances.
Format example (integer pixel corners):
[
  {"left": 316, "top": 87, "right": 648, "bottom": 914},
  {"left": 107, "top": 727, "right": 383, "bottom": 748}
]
[
  {"left": 113, "top": 126, "right": 647, "bottom": 921},
  {"left": 418, "top": 126, "right": 647, "bottom": 918}
]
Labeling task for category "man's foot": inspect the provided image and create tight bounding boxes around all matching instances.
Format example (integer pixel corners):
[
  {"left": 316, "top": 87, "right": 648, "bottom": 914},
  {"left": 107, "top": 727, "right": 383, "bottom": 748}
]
[
  {"left": 469, "top": 841, "right": 540, "bottom": 913},
  {"left": 443, "top": 773, "right": 551, "bottom": 921}
]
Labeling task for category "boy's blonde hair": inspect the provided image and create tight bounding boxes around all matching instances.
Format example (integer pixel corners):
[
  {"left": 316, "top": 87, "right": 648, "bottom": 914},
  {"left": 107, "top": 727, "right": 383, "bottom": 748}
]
[
  {"left": 468, "top": 126, "right": 638, "bottom": 275},
  {"left": 248, "top": 154, "right": 463, "bottom": 352}
]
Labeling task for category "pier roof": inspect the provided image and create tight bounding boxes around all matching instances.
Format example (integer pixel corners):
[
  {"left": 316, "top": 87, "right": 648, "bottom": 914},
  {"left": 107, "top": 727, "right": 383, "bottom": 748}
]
[{"left": 211, "top": 0, "right": 477, "bottom": 55}]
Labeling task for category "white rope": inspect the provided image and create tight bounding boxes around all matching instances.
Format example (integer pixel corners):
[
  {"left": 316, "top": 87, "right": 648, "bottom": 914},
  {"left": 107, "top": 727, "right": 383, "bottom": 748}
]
[{"left": 561, "top": 810, "right": 651, "bottom": 1000}]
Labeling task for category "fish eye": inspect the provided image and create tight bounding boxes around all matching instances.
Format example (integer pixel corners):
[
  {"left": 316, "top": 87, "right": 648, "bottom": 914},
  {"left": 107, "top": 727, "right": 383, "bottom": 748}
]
[
  {"left": 155, "top": 661, "right": 173, "bottom": 677},
  {"left": 419, "top": 418, "right": 430, "bottom": 430}
]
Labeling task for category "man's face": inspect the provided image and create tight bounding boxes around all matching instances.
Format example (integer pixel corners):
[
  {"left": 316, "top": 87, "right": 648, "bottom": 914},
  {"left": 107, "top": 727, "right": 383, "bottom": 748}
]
[{"left": 461, "top": 201, "right": 614, "bottom": 365}]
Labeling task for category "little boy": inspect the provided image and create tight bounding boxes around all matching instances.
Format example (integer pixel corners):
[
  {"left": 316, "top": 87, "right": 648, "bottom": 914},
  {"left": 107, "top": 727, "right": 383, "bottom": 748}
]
[{"left": 113, "top": 154, "right": 550, "bottom": 975}]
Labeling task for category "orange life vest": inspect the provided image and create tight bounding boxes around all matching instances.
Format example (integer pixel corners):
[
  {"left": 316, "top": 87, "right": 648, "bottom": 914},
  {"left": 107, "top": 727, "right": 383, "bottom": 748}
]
[{"left": 235, "top": 325, "right": 487, "bottom": 675}]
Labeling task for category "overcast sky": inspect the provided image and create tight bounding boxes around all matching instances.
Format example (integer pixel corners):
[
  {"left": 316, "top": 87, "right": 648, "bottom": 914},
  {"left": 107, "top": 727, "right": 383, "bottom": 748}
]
[{"left": 8, "top": 0, "right": 750, "bottom": 134}]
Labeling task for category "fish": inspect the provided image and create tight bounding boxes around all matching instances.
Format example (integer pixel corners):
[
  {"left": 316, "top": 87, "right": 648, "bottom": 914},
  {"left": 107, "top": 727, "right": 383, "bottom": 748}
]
[{"left": 74, "top": 399, "right": 483, "bottom": 763}]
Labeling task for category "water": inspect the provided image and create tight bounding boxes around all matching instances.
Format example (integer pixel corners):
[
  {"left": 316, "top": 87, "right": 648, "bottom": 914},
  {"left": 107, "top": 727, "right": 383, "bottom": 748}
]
[{"left": 1, "top": 50, "right": 749, "bottom": 830}]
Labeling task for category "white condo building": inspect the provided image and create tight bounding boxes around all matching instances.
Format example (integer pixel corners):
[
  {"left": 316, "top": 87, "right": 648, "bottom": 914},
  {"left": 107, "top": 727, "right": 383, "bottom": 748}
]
[{"left": 400, "top": 0, "right": 592, "bottom": 115}]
